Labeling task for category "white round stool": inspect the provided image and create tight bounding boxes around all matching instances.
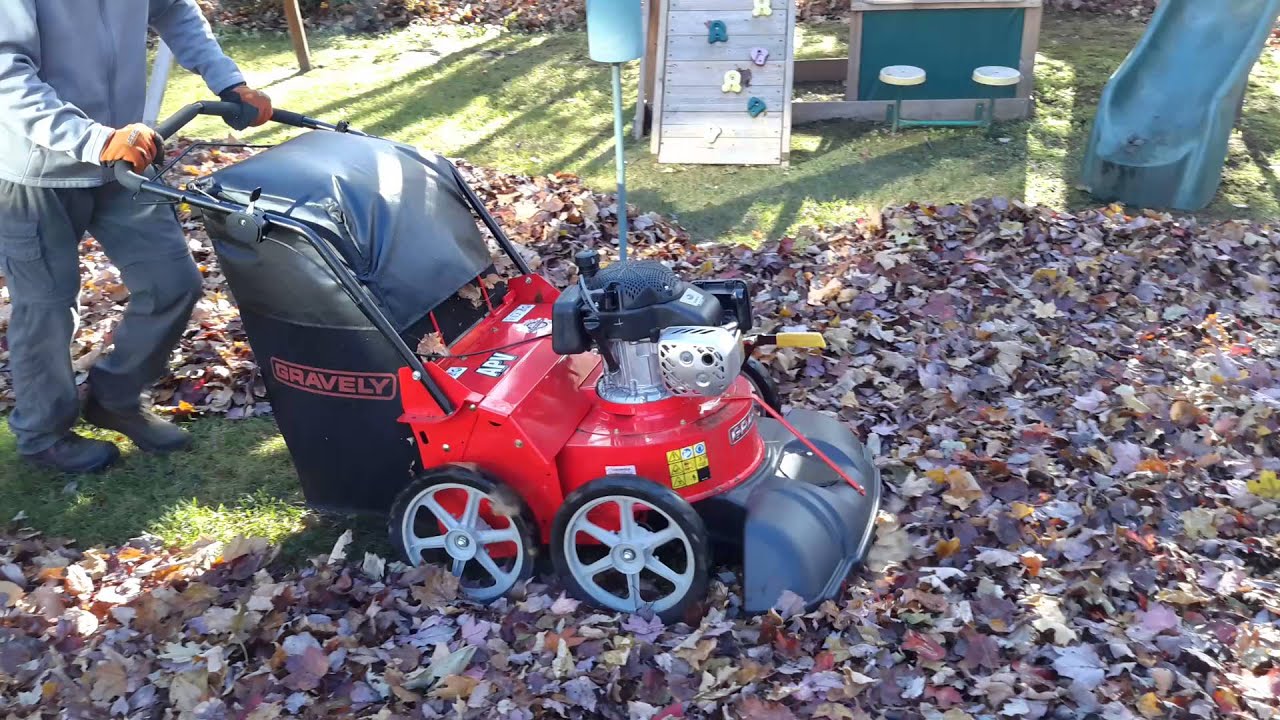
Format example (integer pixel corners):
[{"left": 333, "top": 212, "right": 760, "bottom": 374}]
[
  {"left": 879, "top": 66, "right": 926, "bottom": 131},
  {"left": 880, "top": 65, "right": 927, "bottom": 87},
  {"left": 972, "top": 66, "right": 1022, "bottom": 87},
  {"left": 973, "top": 66, "right": 1022, "bottom": 129}
]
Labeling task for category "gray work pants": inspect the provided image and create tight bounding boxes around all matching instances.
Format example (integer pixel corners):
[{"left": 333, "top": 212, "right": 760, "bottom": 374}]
[{"left": 0, "top": 179, "right": 202, "bottom": 455}]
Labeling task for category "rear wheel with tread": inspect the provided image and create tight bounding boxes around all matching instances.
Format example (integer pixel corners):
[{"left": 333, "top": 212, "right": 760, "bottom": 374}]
[
  {"left": 551, "top": 476, "right": 710, "bottom": 623},
  {"left": 390, "top": 466, "right": 536, "bottom": 603},
  {"left": 742, "top": 357, "right": 783, "bottom": 415}
]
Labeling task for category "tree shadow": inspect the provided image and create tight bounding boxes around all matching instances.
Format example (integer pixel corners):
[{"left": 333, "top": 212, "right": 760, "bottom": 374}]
[{"left": 629, "top": 119, "right": 1031, "bottom": 241}]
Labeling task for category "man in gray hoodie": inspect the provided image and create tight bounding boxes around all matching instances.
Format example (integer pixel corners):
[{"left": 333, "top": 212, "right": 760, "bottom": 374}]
[{"left": 0, "top": 1, "right": 273, "bottom": 473}]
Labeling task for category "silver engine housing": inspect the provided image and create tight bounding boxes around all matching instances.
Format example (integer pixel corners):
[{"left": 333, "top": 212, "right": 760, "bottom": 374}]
[
  {"left": 658, "top": 326, "right": 744, "bottom": 397},
  {"left": 596, "top": 326, "right": 744, "bottom": 404}
]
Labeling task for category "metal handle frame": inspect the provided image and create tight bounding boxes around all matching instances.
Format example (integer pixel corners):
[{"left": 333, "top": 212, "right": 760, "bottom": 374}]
[{"left": 116, "top": 100, "right": 533, "bottom": 416}]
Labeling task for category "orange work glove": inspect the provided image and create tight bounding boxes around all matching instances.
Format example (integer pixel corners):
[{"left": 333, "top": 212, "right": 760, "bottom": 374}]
[
  {"left": 100, "top": 123, "right": 160, "bottom": 173},
  {"left": 228, "top": 86, "right": 273, "bottom": 127}
]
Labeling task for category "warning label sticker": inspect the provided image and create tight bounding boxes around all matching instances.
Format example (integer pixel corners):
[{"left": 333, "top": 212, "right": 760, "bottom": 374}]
[{"left": 666, "top": 441, "right": 710, "bottom": 490}]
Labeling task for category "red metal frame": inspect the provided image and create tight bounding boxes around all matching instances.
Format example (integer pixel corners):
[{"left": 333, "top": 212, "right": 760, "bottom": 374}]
[{"left": 397, "top": 275, "right": 765, "bottom": 543}]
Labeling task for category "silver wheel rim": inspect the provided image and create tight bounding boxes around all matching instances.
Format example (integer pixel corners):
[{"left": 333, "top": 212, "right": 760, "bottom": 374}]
[
  {"left": 561, "top": 494, "right": 696, "bottom": 614},
  {"left": 400, "top": 482, "right": 525, "bottom": 602}
]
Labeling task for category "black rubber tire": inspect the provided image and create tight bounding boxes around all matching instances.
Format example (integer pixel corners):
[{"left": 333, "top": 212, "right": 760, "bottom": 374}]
[
  {"left": 742, "top": 357, "right": 783, "bottom": 415},
  {"left": 551, "top": 475, "right": 710, "bottom": 624},
  {"left": 389, "top": 465, "right": 537, "bottom": 603}
]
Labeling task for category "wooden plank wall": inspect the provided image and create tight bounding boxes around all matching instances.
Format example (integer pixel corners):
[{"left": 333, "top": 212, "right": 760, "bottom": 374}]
[{"left": 655, "top": 0, "right": 794, "bottom": 165}]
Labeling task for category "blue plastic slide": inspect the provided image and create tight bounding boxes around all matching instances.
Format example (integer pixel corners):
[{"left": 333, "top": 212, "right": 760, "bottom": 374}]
[{"left": 1081, "top": 0, "right": 1280, "bottom": 211}]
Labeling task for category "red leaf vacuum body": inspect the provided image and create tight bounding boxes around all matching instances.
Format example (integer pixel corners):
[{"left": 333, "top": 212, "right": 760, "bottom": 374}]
[{"left": 120, "top": 104, "right": 882, "bottom": 619}]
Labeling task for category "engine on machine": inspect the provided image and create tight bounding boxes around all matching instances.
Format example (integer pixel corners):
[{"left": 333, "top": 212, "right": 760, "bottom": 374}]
[{"left": 552, "top": 251, "right": 753, "bottom": 404}]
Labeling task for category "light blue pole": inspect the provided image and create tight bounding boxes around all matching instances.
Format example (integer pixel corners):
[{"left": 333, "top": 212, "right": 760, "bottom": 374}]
[{"left": 611, "top": 62, "right": 629, "bottom": 263}]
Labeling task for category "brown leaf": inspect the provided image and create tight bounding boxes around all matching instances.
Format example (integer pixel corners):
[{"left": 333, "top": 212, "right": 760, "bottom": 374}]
[
  {"left": 283, "top": 646, "right": 329, "bottom": 691},
  {"left": 813, "top": 703, "right": 857, "bottom": 720},
  {"left": 168, "top": 670, "right": 209, "bottom": 712},
  {"left": 737, "top": 696, "right": 798, "bottom": 720},
  {"left": 411, "top": 566, "right": 460, "bottom": 606},
  {"left": 0, "top": 580, "right": 24, "bottom": 607},
  {"left": 959, "top": 628, "right": 1001, "bottom": 670},
  {"left": 89, "top": 660, "right": 129, "bottom": 702},
  {"left": 902, "top": 630, "right": 947, "bottom": 662},
  {"left": 941, "top": 468, "right": 984, "bottom": 509},
  {"left": 431, "top": 674, "right": 480, "bottom": 701}
]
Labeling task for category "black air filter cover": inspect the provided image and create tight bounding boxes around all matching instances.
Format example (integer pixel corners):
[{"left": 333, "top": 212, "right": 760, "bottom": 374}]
[{"left": 588, "top": 260, "right": 682, "bottom": 309}]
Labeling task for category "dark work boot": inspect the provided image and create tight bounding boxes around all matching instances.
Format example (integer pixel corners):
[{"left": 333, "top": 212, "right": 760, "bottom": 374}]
[
  {"left": 83, "top": 396, "right": 192, "bottom": 454},
  {"left": 21, "top": 433, "right": 120, "bottom": 474}
]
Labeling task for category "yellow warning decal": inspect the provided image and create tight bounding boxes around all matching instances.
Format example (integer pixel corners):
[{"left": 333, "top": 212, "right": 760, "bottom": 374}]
[{"left": 667, "top": 442, "right": 710, "bottom": 490}]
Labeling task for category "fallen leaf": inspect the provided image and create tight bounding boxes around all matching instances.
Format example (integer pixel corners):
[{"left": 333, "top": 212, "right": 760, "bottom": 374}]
[
  {"left": 328, "top": 529, "right": 353, "bottom": 565},
  {"left": 430, "top": 674, "right": 479, "bottom": 701},
  {"left": 1053, "top": 645, "right": 1106, "bottom": 689},
  {"left": 902, "top": 630, "right": 947, "bottom": 662},
  {"left": 935, "top": 537, "right": 962, "bottom": 559},
  {"left": 1137, "top": 692, "right": 1163, "bottom": 718},
  {"left": 0, "top": 580, "right": 24, "bottom": 607},
  {"left": 941, "top": 468, "right": 984, "bottom": 509}
]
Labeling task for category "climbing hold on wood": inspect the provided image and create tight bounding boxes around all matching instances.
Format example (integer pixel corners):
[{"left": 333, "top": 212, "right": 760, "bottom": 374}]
[
  {"left": 750, "top": 47, "right": 770, "bottom": 66},
  {"left": 704, "top": 125, "right": 722, "bottom": 145},
  {"left": 722, "top": 70, "right": 743, "bottom": 94},
  {"left": 747, "top": 97, "right": 767, "bottom": 117},
  {"left": 752, "top": 0, "right": 773, "bottom": 17},
  {"left": 707, "top": 20, "right": 728, "bottom": 44}
]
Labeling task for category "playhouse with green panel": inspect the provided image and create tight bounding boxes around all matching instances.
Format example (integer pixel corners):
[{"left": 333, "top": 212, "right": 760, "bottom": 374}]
[{"left": 792, "top": 0, "right": 1042, "bottom": 125}]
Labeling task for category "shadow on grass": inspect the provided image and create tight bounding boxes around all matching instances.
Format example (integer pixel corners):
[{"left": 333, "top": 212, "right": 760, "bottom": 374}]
[{"left": 631, "top": 122, "right": 1032, "bottom": 241}]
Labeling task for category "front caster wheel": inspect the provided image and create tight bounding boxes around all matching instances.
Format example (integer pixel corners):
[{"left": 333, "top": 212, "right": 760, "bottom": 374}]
[
  {"left": 390, "top": 466, "right": 536, "bottom": 603},
  {"left": 551, "top": 476, "right": 710, "bottom": 623}
]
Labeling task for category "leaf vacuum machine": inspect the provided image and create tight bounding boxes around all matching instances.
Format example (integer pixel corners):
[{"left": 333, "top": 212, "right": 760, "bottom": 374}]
[{"left": 115, "top": 101, "right": 883, "bottom": 620}]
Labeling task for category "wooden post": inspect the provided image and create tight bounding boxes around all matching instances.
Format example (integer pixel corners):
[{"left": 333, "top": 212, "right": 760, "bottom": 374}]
[
  {"left": 283, "top": 0, "right": 312, "bottom": 73},
  {"left": 633, "top": 0, "right": 663, "bottom": 140},
  {"left": 144, "top": 41, "right": 174, "bottom": 126}
]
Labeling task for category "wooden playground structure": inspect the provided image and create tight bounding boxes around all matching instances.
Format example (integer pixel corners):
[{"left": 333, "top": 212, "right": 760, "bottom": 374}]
[{"left": 634, "top": 0, "right": 1043, "bottom": 166}]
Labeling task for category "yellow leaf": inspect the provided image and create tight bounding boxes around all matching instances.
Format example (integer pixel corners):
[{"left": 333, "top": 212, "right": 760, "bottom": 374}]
[
  {"left": 935, "top": 537, "right": 961, "bottom": 559},
  {"left": 115, "top": 545, "right": 143, "bottom": 563},
  {"left": 1137, "top": 458, "right": 1170, "bottom": 475},
  {"left": 925, "top": 469, "right": 949, "bottom": 483},
  {"left": 1247, "top": 469, "right": 1280, "bottom": 499},
  {"left": 1137, "top": 691, "right": 1162, "bottom": 718},
  {"left": 1010, "top": 502, "right": 1035, "bottom": 519}
]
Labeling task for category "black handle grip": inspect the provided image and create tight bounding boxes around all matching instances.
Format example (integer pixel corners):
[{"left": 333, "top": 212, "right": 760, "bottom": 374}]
[
  {"left": 113, "top": 161, "right": 146, "bottom": 193},
  {"left": 155, "top": 101, "right": 244, "bottom": 140},
  {"left": 270, "top": 109, "right": 310, "bottom": 128}
]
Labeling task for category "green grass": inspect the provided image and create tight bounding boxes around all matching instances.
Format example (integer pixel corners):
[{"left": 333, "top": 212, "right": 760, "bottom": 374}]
[
  {"left": 4, "top": 13, "right": 1280, "bottom": 555},
  {"left": 160, "top": 16, "right": 1280, "bottom": 240}
]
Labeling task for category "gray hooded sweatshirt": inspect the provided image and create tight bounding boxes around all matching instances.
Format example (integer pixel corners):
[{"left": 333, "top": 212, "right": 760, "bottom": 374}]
[{"left": 0, "top": 0, "right": 245, "bottom": 188}]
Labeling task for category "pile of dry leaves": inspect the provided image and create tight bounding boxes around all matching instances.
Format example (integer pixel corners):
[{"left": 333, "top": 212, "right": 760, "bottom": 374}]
[{"left": 2, "top": 142, "right": 1280, "bottom": 718}]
